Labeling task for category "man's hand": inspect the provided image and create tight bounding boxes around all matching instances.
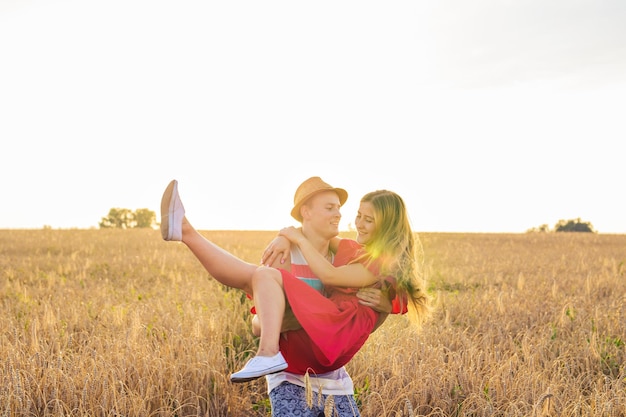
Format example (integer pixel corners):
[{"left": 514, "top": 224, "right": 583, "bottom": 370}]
[{"left": 356, "top": 287, "right": 392, "bottom": 314}]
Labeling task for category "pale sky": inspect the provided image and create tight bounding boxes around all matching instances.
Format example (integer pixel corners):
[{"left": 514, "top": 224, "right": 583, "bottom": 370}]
[{"left": 2, "top": 0, "right": 625, "bottom": 233}]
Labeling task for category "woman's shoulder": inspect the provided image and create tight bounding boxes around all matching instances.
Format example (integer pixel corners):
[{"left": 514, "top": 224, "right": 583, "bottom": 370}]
[
  {"left": 333, "top": 239, "right": 364, "bottom": 266},
  {"left": 334, "top": 239, "right": 384, "bottom": 276},
  {"left": 337, "top": 238, "right": 361, "bottom": 251}
]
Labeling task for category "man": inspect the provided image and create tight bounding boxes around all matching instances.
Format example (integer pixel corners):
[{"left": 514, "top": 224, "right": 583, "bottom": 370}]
[{"left": 257, "top": 177, "right": 390, "bottom": 416}]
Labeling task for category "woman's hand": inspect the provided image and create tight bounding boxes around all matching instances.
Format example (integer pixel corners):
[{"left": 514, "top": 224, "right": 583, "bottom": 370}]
[
  {"left": 261, "top": 235, "right": 291, "bottom": 266},
  {"left": 278, "top": 226, "right": 305, "bottom": 245},
  {"left": 356, "top": 287, "right": 392, "bottom": 314}
]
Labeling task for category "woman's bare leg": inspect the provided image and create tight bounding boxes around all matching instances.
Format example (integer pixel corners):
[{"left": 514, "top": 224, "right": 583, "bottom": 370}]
[
  {"left": 180, "top": 218, "right": 258, "bottom": 294},
  {"left": 229, "top": 266, "right": 288, "bottom": 382},
  {"left": 250, "top": 267, "right": 285, "bottom": 356}
]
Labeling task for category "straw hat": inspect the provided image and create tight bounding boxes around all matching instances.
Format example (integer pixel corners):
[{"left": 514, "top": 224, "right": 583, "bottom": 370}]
[{"left": 291, "top": 177, "right": 348, "bottom": 221}]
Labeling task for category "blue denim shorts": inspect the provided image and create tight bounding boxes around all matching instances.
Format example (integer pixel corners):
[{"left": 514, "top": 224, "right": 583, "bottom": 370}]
[{"left": 269, "top": 382, "right": 361, "bottom": 417}]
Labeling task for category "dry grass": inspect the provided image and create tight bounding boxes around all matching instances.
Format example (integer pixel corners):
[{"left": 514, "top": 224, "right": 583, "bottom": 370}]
[{"left": 1, "top": 229, "right": 624, "bottom": 416}]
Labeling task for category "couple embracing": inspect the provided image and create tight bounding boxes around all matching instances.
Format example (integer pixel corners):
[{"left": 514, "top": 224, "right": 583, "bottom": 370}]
[{"left": 161, "top": 176, "right": 431, "bottom": 416}]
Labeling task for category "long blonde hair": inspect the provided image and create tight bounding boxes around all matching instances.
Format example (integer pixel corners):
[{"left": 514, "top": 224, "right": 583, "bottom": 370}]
[{"left": 357, "top": 190, "right": 431, "bottom": 326}]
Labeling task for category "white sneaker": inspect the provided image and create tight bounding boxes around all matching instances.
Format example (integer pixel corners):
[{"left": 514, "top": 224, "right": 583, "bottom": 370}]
[
  {"left": 230, "top": 352, "right": 288, "bottom": 383},
  {"left": 160, "top": 180, "right": 185, "bottom": 241}
]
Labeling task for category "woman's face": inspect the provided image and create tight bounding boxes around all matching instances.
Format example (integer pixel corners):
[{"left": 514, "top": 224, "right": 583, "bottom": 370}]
[{"left": 355, "top": 201, "right": 376, "bottom": 245}]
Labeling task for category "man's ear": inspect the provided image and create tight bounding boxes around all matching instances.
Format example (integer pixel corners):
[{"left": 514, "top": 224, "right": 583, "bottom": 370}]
[{"left": 300, "top": 204, "right": 309, "bottom": 221}]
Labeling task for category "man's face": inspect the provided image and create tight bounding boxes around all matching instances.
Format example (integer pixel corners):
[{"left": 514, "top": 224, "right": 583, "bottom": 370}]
[{"left": 301, "top": 191, "right": 342, "bottom": 240}]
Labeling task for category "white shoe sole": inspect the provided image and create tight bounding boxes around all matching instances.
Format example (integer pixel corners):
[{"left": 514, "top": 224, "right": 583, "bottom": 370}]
[
  {"left": 160, "top": 180, "right": 183, "bottom": 241},
  {"left": 230, "top": 362, "right": 288, "bottom": 383},
  {"left": 230, "top": 354, "right": 288, "bottom": 383}
]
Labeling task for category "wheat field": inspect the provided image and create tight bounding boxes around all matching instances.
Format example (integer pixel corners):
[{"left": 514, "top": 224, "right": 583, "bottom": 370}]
[{"left": 1, "top": 229, "right": 624, "bottom": 416}]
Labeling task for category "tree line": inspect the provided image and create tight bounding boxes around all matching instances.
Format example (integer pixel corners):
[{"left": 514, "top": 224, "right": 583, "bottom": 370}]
[
  {"left": 99, "top": 208, "right": 595, "bottom": 233},
  {"left": 527, "top": 218, "right": 596, "bottom": 233}
]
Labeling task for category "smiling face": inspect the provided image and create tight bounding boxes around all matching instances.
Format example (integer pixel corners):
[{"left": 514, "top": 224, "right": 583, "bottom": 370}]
[
  {"left": 301, "top": 190, "right": 343, "bottom": 240},
  {"left": 355, "top": 201, "right": 376, "bottom": 245}
]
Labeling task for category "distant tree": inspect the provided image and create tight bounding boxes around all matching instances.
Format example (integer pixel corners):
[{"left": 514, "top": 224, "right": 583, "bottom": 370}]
[
  {"left": 554, "top": 218, "right": 596, "bottom": 233},
  {"left": 134, "top": 208, "right": 157, "bottom": 228},
  {"left": 99, "top": 208, "right": 133, "bottom": 229},
  {"left": 527, "top": 224, "right": 550, "bottom": 233},
  {"left": 99, "top": 208, "right": 156, "bottom": 229}
]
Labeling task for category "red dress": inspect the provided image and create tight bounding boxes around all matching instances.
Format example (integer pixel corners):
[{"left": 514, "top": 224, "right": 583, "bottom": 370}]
[{"left": 277, "top": 239, "right": 397, "bottom": 374}]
